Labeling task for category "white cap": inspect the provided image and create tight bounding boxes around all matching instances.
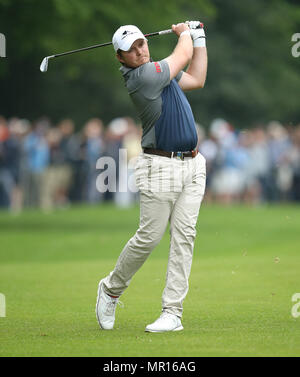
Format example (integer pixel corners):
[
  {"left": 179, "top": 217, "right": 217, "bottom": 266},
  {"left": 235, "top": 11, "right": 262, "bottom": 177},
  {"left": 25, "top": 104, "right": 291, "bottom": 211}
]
[{"left": 112, "top": 25, "right": 146, "bottom": 52}]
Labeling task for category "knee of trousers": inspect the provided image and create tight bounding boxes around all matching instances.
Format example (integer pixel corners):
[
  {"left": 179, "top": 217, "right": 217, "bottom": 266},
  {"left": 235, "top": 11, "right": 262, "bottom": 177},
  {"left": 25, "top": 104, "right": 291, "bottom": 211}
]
[
  {"left": 171, "top": 224, "right": 197, "bottom": 244},
  {"left": 130, "top": 228, "right": 163, "bottom": 251}
]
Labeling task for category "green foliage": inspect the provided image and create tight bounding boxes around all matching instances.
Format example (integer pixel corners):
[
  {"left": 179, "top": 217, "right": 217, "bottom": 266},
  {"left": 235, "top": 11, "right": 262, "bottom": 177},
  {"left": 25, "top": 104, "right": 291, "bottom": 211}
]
[
  {"left": 201, "top": 0, "right": 300, "bottom": 127},
  {"left": 0, "top": 0, "right": 299, "bottom": 129}
]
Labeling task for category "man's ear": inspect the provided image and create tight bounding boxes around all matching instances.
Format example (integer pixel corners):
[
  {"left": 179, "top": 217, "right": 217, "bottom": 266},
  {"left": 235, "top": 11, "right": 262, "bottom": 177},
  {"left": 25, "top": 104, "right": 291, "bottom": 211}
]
[{"left": 116, "top": 52, "right": 125, "bottom": 65}]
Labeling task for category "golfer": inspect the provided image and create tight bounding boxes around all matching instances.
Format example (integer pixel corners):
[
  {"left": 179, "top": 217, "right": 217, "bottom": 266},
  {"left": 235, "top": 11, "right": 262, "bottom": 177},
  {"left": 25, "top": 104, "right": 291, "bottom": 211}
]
[{"left": 96, "top": 21, "right": 207, "bottom": 332}]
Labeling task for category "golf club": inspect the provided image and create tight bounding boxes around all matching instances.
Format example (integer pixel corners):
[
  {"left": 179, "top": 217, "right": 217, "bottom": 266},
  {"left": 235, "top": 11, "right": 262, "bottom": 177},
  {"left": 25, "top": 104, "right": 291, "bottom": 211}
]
[{"left": 40, "top": 23, "right": 203, "bottom": 72}]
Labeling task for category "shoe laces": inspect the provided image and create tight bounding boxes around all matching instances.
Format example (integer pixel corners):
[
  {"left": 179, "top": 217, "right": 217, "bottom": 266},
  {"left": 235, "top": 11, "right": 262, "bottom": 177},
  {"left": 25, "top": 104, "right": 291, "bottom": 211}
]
[
  {"left": 104, "top": 298, "right": 124, "bottom": 315},
  {"left": 160, "top": 311, "right": 172, "bottom": 319},
  {"left": 159, "top": 311, "right": 178, "bottom": 323}
]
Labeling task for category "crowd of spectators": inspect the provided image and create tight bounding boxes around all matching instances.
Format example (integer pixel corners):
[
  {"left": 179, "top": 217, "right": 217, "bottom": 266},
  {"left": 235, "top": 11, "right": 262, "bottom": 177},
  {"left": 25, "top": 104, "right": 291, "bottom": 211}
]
[
  {"left": 0, "top": 115, "right": 141, "bottom": 212},
  {"left": 198, "top": 119, "right": 300, "bottom": 205},
  {"left": 0, "top": 114, "right": 299, "bottom": 213}
]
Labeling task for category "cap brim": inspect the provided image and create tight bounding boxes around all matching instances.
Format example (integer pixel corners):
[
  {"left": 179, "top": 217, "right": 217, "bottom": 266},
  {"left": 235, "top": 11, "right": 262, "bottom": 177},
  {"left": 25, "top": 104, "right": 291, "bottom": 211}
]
[{"left": 119, "top": 34, "right": 147, "bottom": 51}]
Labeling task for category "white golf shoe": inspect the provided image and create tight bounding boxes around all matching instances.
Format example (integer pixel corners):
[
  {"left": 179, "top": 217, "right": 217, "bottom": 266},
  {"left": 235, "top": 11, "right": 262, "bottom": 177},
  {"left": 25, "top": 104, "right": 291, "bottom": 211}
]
[
  {"left": 95, "top": 279, "right": 121, "bottom": 330},
  {"left": 145, "top": 311, "right": 184, "bottom": 333}
]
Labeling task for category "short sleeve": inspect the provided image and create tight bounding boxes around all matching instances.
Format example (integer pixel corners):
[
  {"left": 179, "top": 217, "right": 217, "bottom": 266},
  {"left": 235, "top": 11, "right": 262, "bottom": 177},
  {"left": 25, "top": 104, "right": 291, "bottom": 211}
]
[
  {"left": 175, "top": 70, "right": 183, "bottom": 82},
  {"left": 137, "top": 60, "right": 170, "bottom": 100}
]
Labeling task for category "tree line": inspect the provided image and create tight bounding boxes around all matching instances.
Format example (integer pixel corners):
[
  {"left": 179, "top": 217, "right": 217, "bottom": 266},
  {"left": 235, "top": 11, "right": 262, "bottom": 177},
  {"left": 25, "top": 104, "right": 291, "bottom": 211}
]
[{"left": 0, "top": 0, "right": 299, "bottom": 129}]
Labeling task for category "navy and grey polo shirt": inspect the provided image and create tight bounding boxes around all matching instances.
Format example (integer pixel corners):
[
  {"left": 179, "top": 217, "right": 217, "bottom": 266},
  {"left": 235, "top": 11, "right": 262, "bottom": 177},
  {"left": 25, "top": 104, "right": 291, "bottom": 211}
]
[{"left": 120, "top": 60, "right": 198, "bottom": 152}]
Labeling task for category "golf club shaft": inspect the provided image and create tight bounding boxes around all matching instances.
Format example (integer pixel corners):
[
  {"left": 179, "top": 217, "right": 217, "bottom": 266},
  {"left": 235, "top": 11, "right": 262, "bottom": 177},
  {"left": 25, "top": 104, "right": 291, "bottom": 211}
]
[
  {"left": 40, "top": 23, "right": 204, "bottom": 72},
  {"left": 51, "top": 29, "right": 173, "bottom": 59}
]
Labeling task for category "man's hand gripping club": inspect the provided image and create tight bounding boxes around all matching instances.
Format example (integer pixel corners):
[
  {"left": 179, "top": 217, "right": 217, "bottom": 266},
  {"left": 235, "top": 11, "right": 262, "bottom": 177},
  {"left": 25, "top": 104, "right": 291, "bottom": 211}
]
[{"left": 186, "top": 21, "right": 206, "bottom": 47}]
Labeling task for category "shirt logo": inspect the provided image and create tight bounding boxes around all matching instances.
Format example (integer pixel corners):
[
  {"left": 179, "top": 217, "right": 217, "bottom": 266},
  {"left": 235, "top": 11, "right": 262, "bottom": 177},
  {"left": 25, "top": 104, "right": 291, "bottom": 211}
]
[{"left": 154, "top": 62, "right": 161, "bottom": 73}]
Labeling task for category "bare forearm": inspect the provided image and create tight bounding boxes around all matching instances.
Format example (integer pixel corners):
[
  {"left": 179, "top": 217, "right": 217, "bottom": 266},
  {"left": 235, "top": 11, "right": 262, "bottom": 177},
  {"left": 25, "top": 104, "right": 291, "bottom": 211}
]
[
  {"left": 165, "top": 24, "right": 193, "bottom": 80},
  {"left": 186, "top": 46, "right": 207, "bottom": 88},
  {"left": 174, "top": 33, "right": 193, "bottom": 63}
]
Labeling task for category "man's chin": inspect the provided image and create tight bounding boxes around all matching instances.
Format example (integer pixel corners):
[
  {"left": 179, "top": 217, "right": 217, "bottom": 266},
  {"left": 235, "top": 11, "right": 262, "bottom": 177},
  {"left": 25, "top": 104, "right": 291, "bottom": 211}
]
[
  {"left": 127, "top": 57, "right": 150, "bottom": 68},
  {"left": 138, "top": 57, "right": 149, "bottom": 64},
  {"left": 134, "top": 59, "right": 149, "bottom": 67}
]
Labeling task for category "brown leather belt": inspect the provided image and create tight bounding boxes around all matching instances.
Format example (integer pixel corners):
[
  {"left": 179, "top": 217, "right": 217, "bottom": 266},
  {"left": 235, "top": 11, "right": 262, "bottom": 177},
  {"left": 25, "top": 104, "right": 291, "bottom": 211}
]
[{"left": 143, "top": 148, "right": 198, "bottom": 160}]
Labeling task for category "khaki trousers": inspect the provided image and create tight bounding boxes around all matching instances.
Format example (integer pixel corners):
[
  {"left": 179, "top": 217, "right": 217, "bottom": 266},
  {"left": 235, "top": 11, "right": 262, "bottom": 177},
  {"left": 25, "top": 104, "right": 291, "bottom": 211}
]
[{"left": 103, "top": 152, "right": 206, "bottom": 317}]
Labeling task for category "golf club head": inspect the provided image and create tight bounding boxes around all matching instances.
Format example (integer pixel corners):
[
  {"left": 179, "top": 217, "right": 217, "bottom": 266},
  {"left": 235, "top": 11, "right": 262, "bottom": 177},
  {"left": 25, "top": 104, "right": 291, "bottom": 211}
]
[{"left": 40, "top": 55, "right": 54, "bottom": 72}]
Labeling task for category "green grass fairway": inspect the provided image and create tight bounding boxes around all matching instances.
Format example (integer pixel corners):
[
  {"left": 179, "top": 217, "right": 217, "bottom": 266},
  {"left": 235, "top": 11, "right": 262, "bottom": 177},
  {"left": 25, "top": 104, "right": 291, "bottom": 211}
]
[{"left": 0, "top": 203, "right": 300, "bottom": 357}]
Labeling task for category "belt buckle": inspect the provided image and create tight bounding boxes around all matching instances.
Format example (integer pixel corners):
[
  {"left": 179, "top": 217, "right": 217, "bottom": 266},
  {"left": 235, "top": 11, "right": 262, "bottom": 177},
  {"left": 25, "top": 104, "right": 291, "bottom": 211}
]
[{"left": 176, "top": 152, "right": 184, "bottom": 160}]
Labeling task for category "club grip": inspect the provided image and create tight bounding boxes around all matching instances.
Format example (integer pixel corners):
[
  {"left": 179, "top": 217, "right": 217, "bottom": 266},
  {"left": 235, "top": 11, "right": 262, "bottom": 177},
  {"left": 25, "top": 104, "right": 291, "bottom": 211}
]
[{"left": 158, "top": 29, "right": 173, "bottom": 35}]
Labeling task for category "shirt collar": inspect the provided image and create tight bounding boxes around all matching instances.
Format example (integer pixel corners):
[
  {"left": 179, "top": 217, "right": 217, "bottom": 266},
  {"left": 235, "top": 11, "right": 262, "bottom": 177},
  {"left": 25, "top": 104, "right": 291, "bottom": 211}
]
[
  {"left": 120, "top": 65, "right": 133, "bottom": 76},
  {"left": 119, "top": 58, "right": 153, "bottom": 76}
]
